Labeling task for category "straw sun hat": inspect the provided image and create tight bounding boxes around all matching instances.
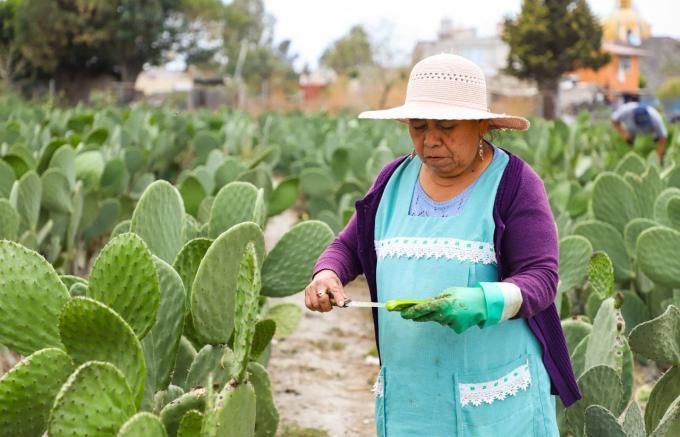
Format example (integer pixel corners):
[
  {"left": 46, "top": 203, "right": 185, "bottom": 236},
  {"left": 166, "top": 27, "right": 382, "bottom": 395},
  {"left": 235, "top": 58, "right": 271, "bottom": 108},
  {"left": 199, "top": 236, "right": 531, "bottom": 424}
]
[{"left": 358, "top": 53, "right": 530, "bottom": 131}]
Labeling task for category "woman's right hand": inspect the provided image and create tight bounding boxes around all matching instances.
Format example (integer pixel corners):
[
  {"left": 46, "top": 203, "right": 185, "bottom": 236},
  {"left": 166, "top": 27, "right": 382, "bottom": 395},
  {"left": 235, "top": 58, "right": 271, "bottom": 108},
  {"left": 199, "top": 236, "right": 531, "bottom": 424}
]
[{"left": 304, "top": 269, "right": 346, "bottom": 312}]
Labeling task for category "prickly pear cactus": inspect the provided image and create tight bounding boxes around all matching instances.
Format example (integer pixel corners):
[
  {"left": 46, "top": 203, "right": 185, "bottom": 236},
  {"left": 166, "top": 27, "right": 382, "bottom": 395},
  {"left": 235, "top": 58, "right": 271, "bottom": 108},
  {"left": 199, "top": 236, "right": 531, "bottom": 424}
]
[
  {"left": 9, "top": 170, "right": 41, "bottom": 232},
  {"left": 41, "top": 168, "right": 72, "bottom": 214},
  {"left": 585, "top": 298, "right": 624, "bottom": 376},
  {"left": 142, "top": 257, "right": 186, "bottom": 407},
  {"left": 300, "top": 168, "right": 335, "bottom": 198},
  {"left": 561, "top": 319, "right": 592, "bottom": 356},
  {"left": 591, "top": 172, "right": 641, "bottom": 233},
  {"left": 248, "top": 362, "right": 279, "bottom": 437},
  {"left": 0, "top": 198, "right": 19, "bottom": 240},
  {"left": 173, "top": 238, "right": 212, "bottom": 344},
  {"left": 0, "top": 348, "right": 74, "bottom": 437},
  {"left": 48, "top": 361, "right": 136, "bottom": 437},
  {"left": 584, "top": 405, "right": 626, "bottom": 437},
  {"left": 587, "top": 252, "right": 614, "bottom": 299},
  {"left": 637, "top": 227, "right": 680, "bottom": 289},
  {"left": 154, "top": 385, "right": 186, "bottom": 414},
  {"left": 231, "top": 242, "right": 261, "bottom": 382},
  {"left": 180, "top": 175, "right": 207, "bottom": 218},
  {"left": 265, "top": 303, "right": 303, "bottom": 339},
  {"left": 268, "top": 176, "right": 299, "bottom": 217},
  {"left": 87, "top": 232, "right": 161, "bottom": 338},
  {"left": 261, "top": 220, "right": 334, "bottom": 297},
  {"left": 629, "top": 305, "right": 680, "bottom": 366},
  {"left": 59, "top": 297, "right": 147, "bottom": 407},
  {"left": 160, "top": 390, "right": 206, "bottom": 437},
  {"left": 131, "top": 180, "right": 186, "bottom": 263},
  {"left": 0, "top": 159, "right": 16, "bottom": 198},
  {"left": 566, "top": 365, "right": 624, "bottom": 437},
  {"left": 205, "top": 383, "right": 257, "bottom": 437},
  {"left": 172, "top": 337, "right": 197, "bottom": 388},
  {"left": 645, "top": 366, "right": 680, "bottom": 434},
  {"left": 117, "top": 412, "right": 168, "bottom": 437},
  {"left": 177, "top": 410, "right": 203, "bottom": 437},
  {"left": 208, "top": 181, "right": 259, "bottom": 238},
  {"left": 184, "top": 345, "right": 234, "bottom": 390},
  {"left": 191, "top": 222, "right": 264, "bottom": 344},
  {"left": 250, "top": 320, "right": 276, "bottom": 359},
  {"left": 623, "top": 218, "right": 657, "bottom": 256},
  {"left": 622, "top": 401, "right": 645, "bottom": 437},
  {"left": 0, "top": 240, "right": 70, "bottom": 355},
  {"left": 558, "top": 236, "right": 592, "bottom": 293},
  {"left": 573, "top": 220, "right": 632, "bottom": 282}
]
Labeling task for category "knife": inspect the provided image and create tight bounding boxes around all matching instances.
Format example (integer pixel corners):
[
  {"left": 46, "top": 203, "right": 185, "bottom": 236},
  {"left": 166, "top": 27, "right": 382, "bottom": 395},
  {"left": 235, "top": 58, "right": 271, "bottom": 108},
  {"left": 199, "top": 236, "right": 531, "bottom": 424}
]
[{"left": 337, "top": 298, "right": 385, "bottom": 308}]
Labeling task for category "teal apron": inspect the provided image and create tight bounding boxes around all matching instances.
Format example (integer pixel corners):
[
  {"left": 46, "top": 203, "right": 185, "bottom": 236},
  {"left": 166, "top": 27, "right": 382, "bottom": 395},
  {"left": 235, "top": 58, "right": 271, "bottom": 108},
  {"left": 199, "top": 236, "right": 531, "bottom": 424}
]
[{"left": 373, "top": 152, "right": 558, "bottom": 436}]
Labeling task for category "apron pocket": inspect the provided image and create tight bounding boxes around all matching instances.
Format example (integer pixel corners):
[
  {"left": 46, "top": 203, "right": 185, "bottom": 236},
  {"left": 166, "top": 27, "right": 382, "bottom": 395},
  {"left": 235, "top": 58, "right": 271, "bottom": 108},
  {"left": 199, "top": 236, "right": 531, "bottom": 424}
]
[
  {"left": 455, "top": 355, "right": 536, "bottom": 436},
  {"left": 373, "top": 366, "right": 386, "bottom": 437}
]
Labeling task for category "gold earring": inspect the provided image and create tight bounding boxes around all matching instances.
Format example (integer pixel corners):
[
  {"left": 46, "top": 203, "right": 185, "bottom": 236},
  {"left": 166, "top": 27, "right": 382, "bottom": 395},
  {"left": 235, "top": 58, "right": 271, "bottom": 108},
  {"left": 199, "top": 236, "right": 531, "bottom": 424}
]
[
  {"left": 409, "top": 149, "right": 416, "bottom": 159},
  {"left": 478, "top": 139, "right": 484, "bottom": 161}
]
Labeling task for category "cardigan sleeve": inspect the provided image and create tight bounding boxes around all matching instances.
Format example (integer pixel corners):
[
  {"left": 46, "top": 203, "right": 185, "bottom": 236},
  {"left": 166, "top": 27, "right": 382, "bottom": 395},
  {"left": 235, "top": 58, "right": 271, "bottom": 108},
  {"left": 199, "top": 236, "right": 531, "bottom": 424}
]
[
  {"left": 312, "top": 211, "right": 363, "bottom": 285},
  {"left": 501, "top": 164, "right": 559, "bottom": 319}
]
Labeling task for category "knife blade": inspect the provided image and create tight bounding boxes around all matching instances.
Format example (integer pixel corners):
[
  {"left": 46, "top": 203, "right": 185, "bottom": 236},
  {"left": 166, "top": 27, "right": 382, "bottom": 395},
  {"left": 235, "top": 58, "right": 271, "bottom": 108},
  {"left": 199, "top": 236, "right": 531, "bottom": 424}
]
[{"left": 336, "top": 298, "right": 385, "bottom": 308}]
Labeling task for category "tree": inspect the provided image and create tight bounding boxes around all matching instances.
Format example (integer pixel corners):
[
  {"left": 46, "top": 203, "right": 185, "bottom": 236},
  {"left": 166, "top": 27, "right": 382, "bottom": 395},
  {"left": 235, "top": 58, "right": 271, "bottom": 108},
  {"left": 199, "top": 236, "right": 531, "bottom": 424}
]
[
  {"left": 320, "top": 25, "right": 374, "bottom": 76},
  {"left": 502, "top": 0, "right": 610, "bottom": 119},
  {"left": 0, "top": 0, "right": 29, "bottom": 89}
]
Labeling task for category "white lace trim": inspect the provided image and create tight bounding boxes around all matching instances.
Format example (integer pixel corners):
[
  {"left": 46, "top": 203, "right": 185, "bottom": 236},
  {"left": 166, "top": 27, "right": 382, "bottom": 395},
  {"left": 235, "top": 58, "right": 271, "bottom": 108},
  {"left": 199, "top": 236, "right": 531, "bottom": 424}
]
[
  {"left": 459, "top": 361, "right": 531, "bottom": 407},
  {"left": 372, "top": 371, "right": 384, "bottom": 398},
  {"left": 375, "top": 237, "right": 496, "bottom": 264}
]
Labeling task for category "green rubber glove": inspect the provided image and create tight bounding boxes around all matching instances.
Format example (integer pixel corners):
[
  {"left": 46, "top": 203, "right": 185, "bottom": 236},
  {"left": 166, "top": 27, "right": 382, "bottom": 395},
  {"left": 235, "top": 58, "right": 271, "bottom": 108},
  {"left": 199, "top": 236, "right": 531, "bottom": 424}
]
[{"left": 400, "top": 286, "right": 502, "bottom": 333}]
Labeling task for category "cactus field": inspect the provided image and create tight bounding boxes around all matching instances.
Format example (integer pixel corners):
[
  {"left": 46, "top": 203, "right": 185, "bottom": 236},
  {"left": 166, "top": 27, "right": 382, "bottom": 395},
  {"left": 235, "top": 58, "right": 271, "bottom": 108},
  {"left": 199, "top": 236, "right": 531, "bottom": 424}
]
[{"left": 0, "top": 98, "right": 680, "bottom": 436}]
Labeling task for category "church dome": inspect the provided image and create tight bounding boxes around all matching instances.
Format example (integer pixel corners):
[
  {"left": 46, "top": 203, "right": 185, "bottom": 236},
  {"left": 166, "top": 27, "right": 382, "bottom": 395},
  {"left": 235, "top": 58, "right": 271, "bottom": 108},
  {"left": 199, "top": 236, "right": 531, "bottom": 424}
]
[{"left": 602, "top": 0, "right": 651, "bottom": 45}]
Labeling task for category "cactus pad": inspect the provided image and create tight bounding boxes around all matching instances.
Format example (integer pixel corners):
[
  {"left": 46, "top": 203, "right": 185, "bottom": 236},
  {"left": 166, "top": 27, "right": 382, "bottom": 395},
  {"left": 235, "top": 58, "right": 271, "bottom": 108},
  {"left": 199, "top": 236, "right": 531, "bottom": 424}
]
[
  {"left": 142, "top": 257, "right": 186, "bottom": 404},
  {"left": 573, "top": 220, "right": 632, "bottom": 282},
  {"left": 0, "top": 240, "right": 69, "bottom": 355},
  {"left": 622, "top": 401, "right": 645, "bottom": 437},
  {"left": 0, "top": 198, "right": 19, "bottom": 240},
  {"left": 87, "top": 232, "right": 160, "bottom": 338},
  {"left": 587, "top": 252, "right": 614, "bottom": 298},
  {"left": 173, "top": 238, "right": 212, "bottom": 313},
  {"left": 184, "top": 345, "right": 234, "bottom": 390},
  {"left": 131, "top": 180, "right": 186, "bottom": 263},
  {"left": 637, "top": 227, "right": 680, "bottom": 289},
  {"left": 248, "top": 362, "right": 279, "bottom": 437},
  {"left": 268, "top": 176, "right": 299, "bottom": 217},
  {"left": 48, "top": 361, "right": 136, "bottom": 437},
  {"left": 261, "top": 220, "right": 334, "bottom": 297},
  {"left": 117, "top": 413, "right": 168, "bottom": 437},
  {"left": 265, "top": 303, "right": 303, "bottom": 339},
  {"left": 160, "top": 390, "right": 206, "bottom": 437},
  {"left": 566, "top": 365, "right": 624, "bottom": 437},
  {"left": 172, "top": 337, "right": 197, "bottom": 388},
  {"left": 251, "top": 319, "right": 276, "bottom": 359},
  {"left": 41, "top": 168, "right": 72, "bottom": 214},
  {"left": 154, "top": 385, "right": 185, "bottom": 414},
  {"left": 623, "top": 218, "right": 657, "bottom": 257},
  {"left": 208, "top": 181, "right": 259, "bottom": 238},
  {"left": 180, "top": 175, "right": 207, "bottom": 218},
  {"left": 0, "top": 348, "right": 74, "bottom": 437},
  {"left": 177, "top": 410, "right": 203, "bottom": 437},
  {"left": 191, "top": 222, "right": 264, "bottom": 344},
  {"left": 59, "top": 297, "right": 147, "bottom": 407},
  {"left": 231, "top": 243, "right": 261, "bottom": 382},
  {"left": 654, "top": 188, "right": 680, "bottom": 226},
  {"left": 10, "top": 170, "right": 41, "bottom": 232},
  {"left": 300, "top": 168, "right": 335, "bottom": 197},
  {"left": 558, "top": 236, "right": 592, "bottom": 293},
  {"left": 206, "top": 382, "right": 256, "bottom": 437},
  {"left": 0, "top": 158, "right": 16, "bottom": 198},
  {"left": 629, "top": 305, "right": 680, "bottom": 366},
  {"left": 561, "top": 319, "right": 592, "bottom": 356},
  {"left": 584, "top": 405, "right": 626, "bottom": 437},
  {"left": 585, "top": 298, "right": 623, "bottom": 374},
  {"left": 591, "top": 172, "right": 641, "bottom": 232},
  {"left": 645, "top": 366, "right": 680, "bottom": 433},
  {"left": 111, "top": 219, "right": 132, "bottom": 238}
]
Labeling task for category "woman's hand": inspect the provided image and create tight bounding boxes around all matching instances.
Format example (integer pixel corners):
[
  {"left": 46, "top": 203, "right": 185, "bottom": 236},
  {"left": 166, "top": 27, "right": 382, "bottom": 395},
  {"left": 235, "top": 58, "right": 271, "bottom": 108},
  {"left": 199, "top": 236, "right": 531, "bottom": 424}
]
[
  {"left": 400, "top": 287, "right": 487, "bottom": 333},
  {"left": 304, "top": 269, "right": 347, "bottom": 312}
]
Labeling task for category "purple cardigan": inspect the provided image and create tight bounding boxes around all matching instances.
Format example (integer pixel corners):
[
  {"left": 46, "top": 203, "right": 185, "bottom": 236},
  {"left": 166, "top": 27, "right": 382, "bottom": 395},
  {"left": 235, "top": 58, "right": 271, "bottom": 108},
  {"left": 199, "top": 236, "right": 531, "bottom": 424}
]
[{"left": 313, "top": 151, "right": 581, "bottom": 407}]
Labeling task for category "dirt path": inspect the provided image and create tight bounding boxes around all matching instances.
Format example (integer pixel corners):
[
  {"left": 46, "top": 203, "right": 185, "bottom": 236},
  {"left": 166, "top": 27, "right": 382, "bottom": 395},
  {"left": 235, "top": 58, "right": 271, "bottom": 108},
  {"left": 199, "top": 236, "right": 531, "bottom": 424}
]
[{"left": 265, "top": 212, "right": 379, "bottom": 436}]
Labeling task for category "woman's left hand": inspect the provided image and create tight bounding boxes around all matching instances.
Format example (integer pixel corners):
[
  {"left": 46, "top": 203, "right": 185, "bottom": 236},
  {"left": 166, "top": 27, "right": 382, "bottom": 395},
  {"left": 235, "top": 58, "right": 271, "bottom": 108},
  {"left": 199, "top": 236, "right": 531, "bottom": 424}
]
[{"left": 400, "top": 287, "right": 487, "bottom": 334}]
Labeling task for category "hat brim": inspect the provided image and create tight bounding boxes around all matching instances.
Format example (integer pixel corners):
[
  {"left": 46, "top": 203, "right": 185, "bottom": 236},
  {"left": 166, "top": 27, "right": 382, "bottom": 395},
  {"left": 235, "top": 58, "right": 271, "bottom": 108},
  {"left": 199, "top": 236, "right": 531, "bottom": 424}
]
[{"left": 358, "top": 101, "right": 530, "bottom": 131}]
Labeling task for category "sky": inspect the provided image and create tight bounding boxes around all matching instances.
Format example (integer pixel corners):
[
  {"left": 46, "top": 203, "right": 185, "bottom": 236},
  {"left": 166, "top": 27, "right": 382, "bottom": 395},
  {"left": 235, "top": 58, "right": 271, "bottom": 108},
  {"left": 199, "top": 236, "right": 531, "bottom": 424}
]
[{"left": 263, "top": 0, "right": 680, "bottom": 70}]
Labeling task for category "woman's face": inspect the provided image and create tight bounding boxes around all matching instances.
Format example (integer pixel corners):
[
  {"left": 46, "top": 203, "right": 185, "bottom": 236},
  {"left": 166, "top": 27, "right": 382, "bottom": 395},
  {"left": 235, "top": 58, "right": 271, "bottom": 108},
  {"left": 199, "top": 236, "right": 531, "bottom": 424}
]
[{"left": 408, "top": 119, "right": 488, "bottom": 178}]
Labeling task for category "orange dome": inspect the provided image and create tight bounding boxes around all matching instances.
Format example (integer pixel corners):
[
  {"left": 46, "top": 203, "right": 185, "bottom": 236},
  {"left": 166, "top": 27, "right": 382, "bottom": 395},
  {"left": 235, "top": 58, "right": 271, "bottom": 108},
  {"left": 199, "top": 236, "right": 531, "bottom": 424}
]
[{"left": 602, "top": 0, "right": 651, "bottom": 44}]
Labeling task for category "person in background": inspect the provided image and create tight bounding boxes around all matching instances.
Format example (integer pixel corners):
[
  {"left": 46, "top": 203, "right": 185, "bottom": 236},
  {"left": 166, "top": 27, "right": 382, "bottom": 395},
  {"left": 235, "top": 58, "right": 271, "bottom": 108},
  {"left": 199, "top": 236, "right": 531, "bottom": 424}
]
[{"left": 611, "top": 98, "right": 668, "bottom": 163}]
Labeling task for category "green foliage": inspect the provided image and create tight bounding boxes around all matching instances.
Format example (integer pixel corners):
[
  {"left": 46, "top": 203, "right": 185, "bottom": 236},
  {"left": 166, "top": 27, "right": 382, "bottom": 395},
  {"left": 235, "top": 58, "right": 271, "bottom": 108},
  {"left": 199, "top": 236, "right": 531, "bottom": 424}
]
[
  {"left": 261, "top": 220, "right": 334, "bottom": 297},
  {"left": 629, "top": 305, "right": 680, "bottom": 366},
  {"left": 87, "top": 232, "right": 160, "bottom": 338},
  {"left": 0, "top": 240, "right": 69, "bottom": 355},
  {"left": 59, "top": 297, "right": 147, "bottom": 408},
  {"left": 160, "top": 390, "right": 206, "bottom": 437},
  {"left": 0, "top": 348, "right": 74, "bottom": 437},
  {"left": 587, "top": 252, "right": 615, "bottom": 299},
  {"left": 208, "top": 181, "right": 260, "bottom": 237},
  {"left": 118, "top": 412, "right": 168, "bottom": 437},
  {"left": 320, "top": 25, "right": 373, "bottom": 75},
  {"left": 48, "top": 361, "right": 136, "bottom": 437}
]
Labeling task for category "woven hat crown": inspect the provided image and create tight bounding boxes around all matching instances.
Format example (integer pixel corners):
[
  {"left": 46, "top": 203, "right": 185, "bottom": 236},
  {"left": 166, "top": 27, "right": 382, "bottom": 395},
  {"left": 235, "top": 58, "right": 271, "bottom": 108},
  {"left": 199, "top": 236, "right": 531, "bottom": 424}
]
[{"left": 406, "top": 54, "right": 488, "bottom": 112}]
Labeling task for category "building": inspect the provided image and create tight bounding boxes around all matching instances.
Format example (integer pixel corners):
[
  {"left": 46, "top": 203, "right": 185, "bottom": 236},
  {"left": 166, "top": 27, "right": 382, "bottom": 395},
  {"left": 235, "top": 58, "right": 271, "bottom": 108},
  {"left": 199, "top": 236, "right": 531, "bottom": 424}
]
[{"left": 573, "top": 0, "right": 650, "bottom": 101}]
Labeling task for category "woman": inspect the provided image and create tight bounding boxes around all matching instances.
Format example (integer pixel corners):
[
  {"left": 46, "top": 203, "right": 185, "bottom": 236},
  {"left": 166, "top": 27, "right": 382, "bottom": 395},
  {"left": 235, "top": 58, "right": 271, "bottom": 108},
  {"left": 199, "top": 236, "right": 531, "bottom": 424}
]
[{"left": 304, "top": 54, "right": 580, "bottom": 436}]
